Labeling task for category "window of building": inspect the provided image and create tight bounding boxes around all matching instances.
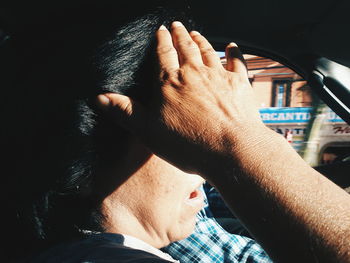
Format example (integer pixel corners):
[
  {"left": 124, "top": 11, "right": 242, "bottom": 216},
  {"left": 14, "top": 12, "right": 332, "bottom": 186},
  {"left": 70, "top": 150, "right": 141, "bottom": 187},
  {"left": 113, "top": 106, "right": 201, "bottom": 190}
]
[{"left": 271, "top": 80, "right": 291, "bottom": 107}]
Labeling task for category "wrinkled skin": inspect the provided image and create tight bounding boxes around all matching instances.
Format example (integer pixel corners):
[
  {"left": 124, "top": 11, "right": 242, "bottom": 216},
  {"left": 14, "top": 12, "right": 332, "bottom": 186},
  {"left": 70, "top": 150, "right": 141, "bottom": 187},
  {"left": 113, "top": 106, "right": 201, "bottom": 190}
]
[
  {"left": 98, "top": 22, "right": 350, "bottom": 262},
  {"left": 99, "top": 22, "right": 266, "bottom": 176}
]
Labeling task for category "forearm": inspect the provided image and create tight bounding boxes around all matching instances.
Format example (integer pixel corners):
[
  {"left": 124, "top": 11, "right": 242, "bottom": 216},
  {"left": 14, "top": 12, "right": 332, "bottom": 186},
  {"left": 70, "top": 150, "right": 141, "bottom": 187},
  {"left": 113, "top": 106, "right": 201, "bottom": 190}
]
[
  {"left": 207, "top": 126, "right": 350, "bottom": 262},
  {"left": 99, "top": 23, "right": 350, "bottom": 262}
]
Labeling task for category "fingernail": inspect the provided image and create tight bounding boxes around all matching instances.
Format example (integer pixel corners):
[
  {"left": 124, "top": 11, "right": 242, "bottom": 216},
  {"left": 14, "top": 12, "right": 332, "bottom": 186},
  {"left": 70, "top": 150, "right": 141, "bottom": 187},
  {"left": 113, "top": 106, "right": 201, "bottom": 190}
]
[
  {"left": 97, "top": 94, "right": 111, "bottom": 108},
  {"left": 228, "top": 42, "right": 238, "bottom": 48},
  {"left": 172, "top": 21, "right": 184, "bottom": 28},
  {"left": 159, "top": 25, "right": 167, "bottom": 31},
  {"left": 190, "top": 31, "right": 201, "bottom": 36}
]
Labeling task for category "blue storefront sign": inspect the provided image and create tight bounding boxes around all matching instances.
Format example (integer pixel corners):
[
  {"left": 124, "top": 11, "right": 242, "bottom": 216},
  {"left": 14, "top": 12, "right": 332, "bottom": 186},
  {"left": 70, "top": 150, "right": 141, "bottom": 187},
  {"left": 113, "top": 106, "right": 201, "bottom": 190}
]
[{"left": 259, "top": 107, "right": 344, "bottom": 124}]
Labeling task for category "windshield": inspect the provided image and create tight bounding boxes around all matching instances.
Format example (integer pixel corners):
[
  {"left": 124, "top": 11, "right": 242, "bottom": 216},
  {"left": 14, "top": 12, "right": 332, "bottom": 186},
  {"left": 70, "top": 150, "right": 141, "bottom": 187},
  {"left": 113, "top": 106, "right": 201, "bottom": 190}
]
[{"left": 218, "top": 53, "right": 350, "bottom": 167}]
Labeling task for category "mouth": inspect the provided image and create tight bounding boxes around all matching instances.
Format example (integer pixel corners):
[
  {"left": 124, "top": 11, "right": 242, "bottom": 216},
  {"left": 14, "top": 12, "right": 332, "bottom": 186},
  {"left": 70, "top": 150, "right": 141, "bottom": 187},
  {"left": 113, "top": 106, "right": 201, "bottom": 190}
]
[
  {"left": 189, "top": 188, "right": 201, "bottom": 199},
  {"left": 185, "top": 183, "right": 205, "bottom": 208}
]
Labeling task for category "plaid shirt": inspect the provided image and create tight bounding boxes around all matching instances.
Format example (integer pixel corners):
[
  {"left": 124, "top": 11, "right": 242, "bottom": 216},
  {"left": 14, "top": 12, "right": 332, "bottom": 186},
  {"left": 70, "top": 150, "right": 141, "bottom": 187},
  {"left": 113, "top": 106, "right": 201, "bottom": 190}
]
[{"left": 163, "top": 187, "right": 273, "bottom": 263}]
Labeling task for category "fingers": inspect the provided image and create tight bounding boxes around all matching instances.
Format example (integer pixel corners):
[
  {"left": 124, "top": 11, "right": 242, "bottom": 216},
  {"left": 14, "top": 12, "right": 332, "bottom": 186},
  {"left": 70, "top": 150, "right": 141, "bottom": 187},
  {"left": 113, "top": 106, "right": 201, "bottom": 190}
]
[
  {"left": 225, "top": 43, "right": 248, "bottom": 77},
  {"left": 170, "top": 21, "right": 203, "bottom": 66},
  {"left": 96, "top": 94, "right": 145, "bottom": 132},
  {"left": 190, "top": 31, "right": 222, "bottom": 68},
  {"left": 156, "top": 25, "right": 179, "bottom": 72}
]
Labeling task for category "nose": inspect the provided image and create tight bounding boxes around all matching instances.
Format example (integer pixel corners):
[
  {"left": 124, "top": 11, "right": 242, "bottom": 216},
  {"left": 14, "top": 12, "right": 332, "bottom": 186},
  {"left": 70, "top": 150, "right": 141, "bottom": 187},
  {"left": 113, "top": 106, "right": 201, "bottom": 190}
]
[{"left": 187, "top": 173, "right": 205, "bottom": 185}]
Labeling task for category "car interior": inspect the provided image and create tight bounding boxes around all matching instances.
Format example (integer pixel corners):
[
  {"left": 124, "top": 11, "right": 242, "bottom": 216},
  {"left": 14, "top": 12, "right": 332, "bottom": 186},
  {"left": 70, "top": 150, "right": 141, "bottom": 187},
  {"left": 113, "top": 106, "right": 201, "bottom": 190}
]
[{"left": 1, "top": 0, "right": 349, "bottom": 240}]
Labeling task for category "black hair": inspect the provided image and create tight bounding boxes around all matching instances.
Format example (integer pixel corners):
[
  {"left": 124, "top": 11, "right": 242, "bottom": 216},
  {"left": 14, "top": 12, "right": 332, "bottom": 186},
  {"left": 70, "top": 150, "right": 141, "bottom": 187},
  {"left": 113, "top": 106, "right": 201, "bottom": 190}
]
[{"left": 1, "top": 4, "right": 197, "bottom": 260}]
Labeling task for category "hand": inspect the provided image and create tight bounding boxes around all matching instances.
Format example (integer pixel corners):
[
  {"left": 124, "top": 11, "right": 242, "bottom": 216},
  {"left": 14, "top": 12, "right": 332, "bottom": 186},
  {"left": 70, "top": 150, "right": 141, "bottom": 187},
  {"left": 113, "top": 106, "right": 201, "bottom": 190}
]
[
  {"left": 97, "top": 21, "right": 268, "bottom": 175},
  {"left": 97, "top": 23, "right": 350, "bottom": 261}
]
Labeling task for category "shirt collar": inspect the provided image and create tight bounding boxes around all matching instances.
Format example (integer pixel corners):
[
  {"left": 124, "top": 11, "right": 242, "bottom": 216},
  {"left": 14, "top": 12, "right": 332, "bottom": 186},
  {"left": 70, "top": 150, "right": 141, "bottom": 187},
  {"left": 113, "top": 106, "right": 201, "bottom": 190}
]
[
  {"left": 91, "top": 232, "right": 178, "bottom": 262},
  {"left": 122, "top": 234, "right": 178, "bottom": 262}
]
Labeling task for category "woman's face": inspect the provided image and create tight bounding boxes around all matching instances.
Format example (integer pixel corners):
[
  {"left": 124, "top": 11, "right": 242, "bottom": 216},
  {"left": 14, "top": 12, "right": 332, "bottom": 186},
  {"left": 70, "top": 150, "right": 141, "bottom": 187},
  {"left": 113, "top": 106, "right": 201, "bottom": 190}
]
[{"left": 101, "top": 137, "right": 205, "bottom": 248}]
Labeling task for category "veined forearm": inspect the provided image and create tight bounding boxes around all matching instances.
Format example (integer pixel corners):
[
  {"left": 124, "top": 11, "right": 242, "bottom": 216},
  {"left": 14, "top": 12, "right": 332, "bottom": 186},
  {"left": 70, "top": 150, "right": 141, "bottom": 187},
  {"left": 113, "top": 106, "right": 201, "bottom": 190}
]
[
  {"left": 209, "top": 127, "right": 350, "bottom": 262},
  {"left": 98, "top": 22, "right": 350, "bottom": 262}
]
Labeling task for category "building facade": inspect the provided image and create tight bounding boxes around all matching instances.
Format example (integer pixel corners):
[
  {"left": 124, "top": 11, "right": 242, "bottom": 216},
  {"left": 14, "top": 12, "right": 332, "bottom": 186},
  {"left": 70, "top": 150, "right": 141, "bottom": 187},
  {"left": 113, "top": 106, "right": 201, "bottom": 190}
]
[{"left": 220, "top": 54, "right": 350, "bottom": 166}]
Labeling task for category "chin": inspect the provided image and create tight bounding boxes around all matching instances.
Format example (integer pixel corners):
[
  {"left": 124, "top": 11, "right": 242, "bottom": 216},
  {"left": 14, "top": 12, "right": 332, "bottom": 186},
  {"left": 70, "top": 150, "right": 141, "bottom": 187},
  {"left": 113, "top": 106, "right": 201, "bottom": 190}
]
[{"left": 170, "top": 217, "right": 197, "bottom": 243}]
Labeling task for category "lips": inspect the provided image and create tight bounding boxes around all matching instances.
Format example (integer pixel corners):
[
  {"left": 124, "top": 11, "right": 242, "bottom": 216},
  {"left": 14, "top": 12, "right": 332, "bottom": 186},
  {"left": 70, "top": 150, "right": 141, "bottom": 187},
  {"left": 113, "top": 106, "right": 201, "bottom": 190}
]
[
  {"left": 185, "top": 183, "right": 205, "bottom": 209},
  {"left": 189, "top": 188, "right": 200, "bottom": 199}
]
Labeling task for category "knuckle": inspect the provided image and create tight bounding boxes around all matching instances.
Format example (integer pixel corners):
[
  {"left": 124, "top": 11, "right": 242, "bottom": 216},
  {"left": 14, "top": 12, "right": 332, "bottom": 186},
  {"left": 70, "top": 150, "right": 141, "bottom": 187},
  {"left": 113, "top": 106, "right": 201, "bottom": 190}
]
[
  {"left": 200, "top": 47, "right": 215, "bottom": 56},
  {"left": 160, "top": 69, "right": 181, "bottom": 85},
  {"left": 178, "top": 39, "right": 197, "bottom": 50},
  {"left": 187, "top": 63, "right": 202, "bottom": 72},
  {"left": 162, "top": 68, "right": 187, "bottom": 86},
  {"left": 120, "top": 101, "right": 133, "bottom": 117},
  {"left": 159, "top": 70, "right": 170, "bottom": 82},
  {"left": 227, "top": 72, "right": 249, "bottom": 86},
  {"left": 186, "top": 65, "right": 212, "bottom": 82},
  {"left": 157, "top": 45, "right": 176, "bottom": 56},
  {"left": 197, "top": 65, "right": 210, "bottom": 76},
  {"left": 224, "top": 72, "right": 235, "bottom": 84},
  {"left": 172, "top": 69, "right": 185, "bottom": 85}
]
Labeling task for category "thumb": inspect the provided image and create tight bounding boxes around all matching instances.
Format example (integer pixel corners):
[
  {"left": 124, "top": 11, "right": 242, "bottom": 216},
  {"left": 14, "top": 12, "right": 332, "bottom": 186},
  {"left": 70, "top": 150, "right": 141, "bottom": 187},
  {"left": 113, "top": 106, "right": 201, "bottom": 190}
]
[
  {"left": 96, "top": 93, "right": 146, "bottom": 132},
  {"left": 225, "top": 42, "right": 248, "bottom": 78}
]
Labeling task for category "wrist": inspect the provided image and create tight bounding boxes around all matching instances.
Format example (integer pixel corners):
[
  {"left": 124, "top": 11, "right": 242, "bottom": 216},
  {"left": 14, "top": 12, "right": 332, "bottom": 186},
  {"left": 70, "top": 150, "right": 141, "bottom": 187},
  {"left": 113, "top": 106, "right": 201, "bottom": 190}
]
[{"left": 200, "top": 123, "right": 289, "bottom": 184}]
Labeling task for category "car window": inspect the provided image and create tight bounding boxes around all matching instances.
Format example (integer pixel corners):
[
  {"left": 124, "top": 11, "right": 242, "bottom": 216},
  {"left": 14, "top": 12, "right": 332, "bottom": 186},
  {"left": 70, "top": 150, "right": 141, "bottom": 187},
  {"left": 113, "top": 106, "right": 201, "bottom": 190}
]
[{"left": 218, "top": 52, "right": 350, "bottom": 167}]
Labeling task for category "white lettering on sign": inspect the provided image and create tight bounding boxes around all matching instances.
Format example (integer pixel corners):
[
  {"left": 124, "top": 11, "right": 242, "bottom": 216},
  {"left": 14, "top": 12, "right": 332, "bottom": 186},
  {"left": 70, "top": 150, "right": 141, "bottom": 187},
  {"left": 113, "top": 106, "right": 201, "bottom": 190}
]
[
  {"left": 259, "top": 108, "right": 344, "bottom": 124},
  {"left": 294, "top": 112, "right": 304, "bottom": 120},
  {"left": 260, "top": 111, "right": 311, "bottom": 122},
  {"left": 262, "top": 113, "right": 309, "bottom": 121},
  {"left": 285, "top": 113, "right": 294, "bottom": 120}
]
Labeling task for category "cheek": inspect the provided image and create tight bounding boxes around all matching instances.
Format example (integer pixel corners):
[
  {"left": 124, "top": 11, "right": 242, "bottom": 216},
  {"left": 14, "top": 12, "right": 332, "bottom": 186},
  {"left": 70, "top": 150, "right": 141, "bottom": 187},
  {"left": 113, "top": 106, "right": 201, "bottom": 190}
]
[
  {"left": 150, "top": 182, "right": 193, "bottom": 222},
  {"left": 155, "top": 182, "right": 185, "bottom": 215},
  {"left": 137, "top": 177, "right": 182, "bottom": 214},
  {"left": 166, "top": 206, "right": 198, "bottom": 242},
  {"left": 133, "top": 155, "right": 201, "bottom": 239},
  {"left": 141, "top": 162, "right": 187, "bottom": 204},
  {"left": 164, "top": 188, "right": 200, "bottom": 241}
]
